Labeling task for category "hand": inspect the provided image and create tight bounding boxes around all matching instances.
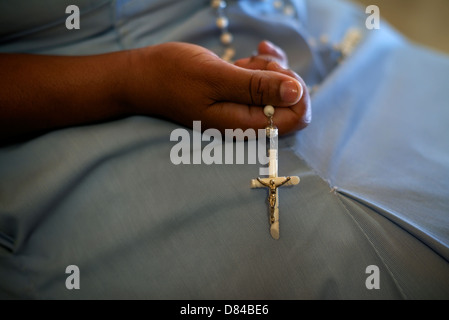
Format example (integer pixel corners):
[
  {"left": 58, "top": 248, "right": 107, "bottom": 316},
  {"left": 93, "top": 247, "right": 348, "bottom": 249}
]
[
  {"left": 0, "top": 41, "right": 310, "bottom": 144},
  {"left": 234, "top": 41, "right": 311, "bottom": 133},
  {"left": 235, "top": 40, "right": 289, "bottom": 69},
  {"left": 127, "top": 42, "right": 310, "bottom": 136}
]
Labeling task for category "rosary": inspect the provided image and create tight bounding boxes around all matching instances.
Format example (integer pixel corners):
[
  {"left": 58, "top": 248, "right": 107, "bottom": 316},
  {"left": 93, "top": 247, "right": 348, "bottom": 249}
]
[
  {"left": 251, "top": 105, "right": 300, "bottom": 239},
  {"left": 211, "top": 1, "right": 302, "bottom": 238},
  {"left": 210, "top": 0, "right": 361, "bottom": 239}
]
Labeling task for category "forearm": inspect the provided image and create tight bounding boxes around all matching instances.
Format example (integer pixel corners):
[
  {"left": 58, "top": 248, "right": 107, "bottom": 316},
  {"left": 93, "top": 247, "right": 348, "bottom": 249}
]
[
  {"left": 0, "top": 42, "right": 310, "bottom": 145},
  {"left": 0, "top": 51, "right": 135, "bottom": 143}
]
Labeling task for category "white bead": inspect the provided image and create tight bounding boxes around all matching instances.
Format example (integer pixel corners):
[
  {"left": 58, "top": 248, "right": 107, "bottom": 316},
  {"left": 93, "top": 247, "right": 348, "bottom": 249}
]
[
  {"left": 220, "top": 32, "right": 233, "bottom": 45},
  {"left": 225, "top": 47, "right": 235, "bottom": 54},
  {"left": 216, "top": 16, "right": 229, "bottom": 29},
  {"left": 283, "top": 5, "right": 295, "bottom": 16},
  {"left": 273, "top": 0, "right": 283, "bottom": 9},
  {"left": 211, "top": 0, "right": 226, "bottom": 9},
  {"left": 308, "top": 37, "right": 317, "bottom": 48},
  {"left": 224, "top": 47, "right": 235, "bottom": 57},
  {"left": 264, "top": 105, "right": 275, "bottom": 117},
  {"left": 221, "top": 47, "right": 235, "bottom": 62},
  {"left": 320, "top": 34, "right": 329, "bottom": 44},
  {"left": 339, "top": 29, "right": 362, "bottom": 57}
]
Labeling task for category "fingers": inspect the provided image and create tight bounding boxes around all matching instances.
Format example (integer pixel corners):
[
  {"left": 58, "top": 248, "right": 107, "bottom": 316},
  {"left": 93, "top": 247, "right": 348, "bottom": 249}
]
[
  {"left": 212, "top": 61, "right": 303, "bottom": 108},
  {"left": 209, "top": 59, "right": 310, "bottom": 136},
  {"left": 231, "top": 41, "right": 293, "bottom": 107},
  {"left": 234, "top": 56, "right": 268, "bottom": 70},
  {"left": 201, "top": 101, "right": 268, "bottom": 135},
  {"left": 234, "top": 41, "right": 288, "bottom": 70},
  {"left": 265, "top": 62, "right": 311, "bottom": 134},
  {"left": 257, "top": 40, "right": 288, "bottom": 68},
  {"left": 170, "top": 41, "right": 309, "bottom": 136}
]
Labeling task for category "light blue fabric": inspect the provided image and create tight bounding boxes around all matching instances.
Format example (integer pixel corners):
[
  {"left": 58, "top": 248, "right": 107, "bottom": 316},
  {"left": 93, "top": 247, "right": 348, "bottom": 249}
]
[
  {"left": 297, "top": 0, "right": 449, "bottom": 259},
  {"left": 1, "top": 0, "right": 448, "bottom": 299}
]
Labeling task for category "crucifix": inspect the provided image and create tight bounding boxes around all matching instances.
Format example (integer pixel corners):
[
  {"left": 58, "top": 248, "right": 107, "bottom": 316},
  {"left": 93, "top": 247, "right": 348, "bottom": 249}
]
[{"left": 251, "top": 105, "right": 300, "bottom": 240}]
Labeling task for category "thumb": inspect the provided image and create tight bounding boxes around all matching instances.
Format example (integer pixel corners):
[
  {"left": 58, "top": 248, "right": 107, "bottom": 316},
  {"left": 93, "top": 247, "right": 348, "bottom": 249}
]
[{"left": 213, "top": 61, "right": 303, "bottom": 107}]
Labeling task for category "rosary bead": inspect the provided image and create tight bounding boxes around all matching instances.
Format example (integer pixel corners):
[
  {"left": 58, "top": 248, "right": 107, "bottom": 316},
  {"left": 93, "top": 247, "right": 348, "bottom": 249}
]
[
  {"left": 320, "top": 34, "right": 329, "bottom": 44},
  {"left": 273, "top": 0, "right": 283, "bottom": 9},
  {"left": 224, "top": 47, "right": 235, "bottom": 57},
  {"left": 283, "top": 5, "right": 295, "bottom": 16},
  {"left": 216, "top": 16, "right": 229, "bottom": 29},
  {"left": 264, "top": 105, "right": 275, "bottom": 117},
  {"left": 220, "top": 32, "right": 233, "bottom": 45},
  {"left": 211, "top": 0, "right": 226, "bottom": 9},
  {"left": 221, "top": 47, "right": 236, "bottom": 62},
  {"left": 212, "top": 1, "right": 299, "bottom": 65}
]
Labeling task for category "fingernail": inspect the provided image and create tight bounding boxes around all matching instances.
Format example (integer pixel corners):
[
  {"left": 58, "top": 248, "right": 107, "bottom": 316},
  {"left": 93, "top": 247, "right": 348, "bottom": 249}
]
[
  {"left": 264, "top": 40, "right": 276, "bottom": 50},
  {"left": 280, "top": 80, "right": 303, "bottom": 104}
]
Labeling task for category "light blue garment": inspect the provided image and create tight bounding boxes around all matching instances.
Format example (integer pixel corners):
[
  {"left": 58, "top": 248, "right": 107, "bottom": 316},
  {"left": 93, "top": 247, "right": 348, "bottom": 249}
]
[{"left": 0, "top": 0, "right": 448, "bottom": 299}]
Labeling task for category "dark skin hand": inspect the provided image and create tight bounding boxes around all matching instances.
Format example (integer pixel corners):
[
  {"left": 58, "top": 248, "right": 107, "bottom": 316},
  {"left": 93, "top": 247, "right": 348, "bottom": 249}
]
[
  {"left": 0, "top": 40, "right": 310, "bottom": 144},
  {"left": 234, "top": 40, "right": 311, "bottom": 132}
]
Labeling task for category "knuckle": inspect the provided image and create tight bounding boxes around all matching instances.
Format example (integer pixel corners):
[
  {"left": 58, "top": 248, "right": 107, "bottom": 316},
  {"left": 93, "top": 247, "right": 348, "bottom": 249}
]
[{"left": 249, "top": 72, "right": 270, "bottom": 105}]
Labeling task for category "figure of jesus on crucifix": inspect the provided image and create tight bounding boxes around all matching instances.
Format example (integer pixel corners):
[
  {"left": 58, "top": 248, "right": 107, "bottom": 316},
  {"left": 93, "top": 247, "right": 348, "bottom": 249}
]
[{"left": 251, "top": 105, "right": 300, "bottom": 240}]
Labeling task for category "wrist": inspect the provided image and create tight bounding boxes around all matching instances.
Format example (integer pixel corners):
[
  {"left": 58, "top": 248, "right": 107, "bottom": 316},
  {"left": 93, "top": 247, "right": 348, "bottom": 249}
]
[
  {"left": 120, "top": 45, "right": 162, "bottom": 117},
  {"left": 98, "top": 50, "right": 139, "bottom": 117}
]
